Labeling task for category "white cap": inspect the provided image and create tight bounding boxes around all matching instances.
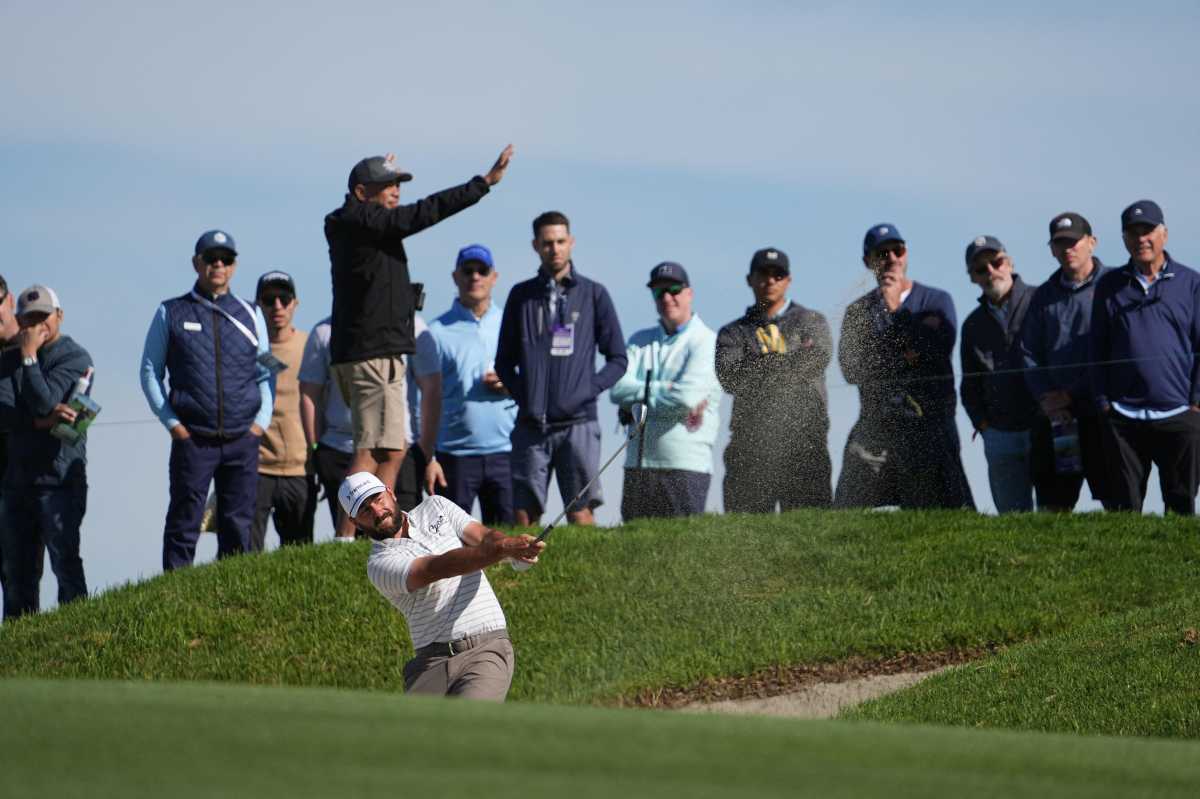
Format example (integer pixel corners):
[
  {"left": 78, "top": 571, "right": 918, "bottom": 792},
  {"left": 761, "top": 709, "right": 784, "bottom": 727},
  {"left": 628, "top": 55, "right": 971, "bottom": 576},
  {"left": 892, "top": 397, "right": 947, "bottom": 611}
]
[{"left": 339, "top": 472, "right": 387, "bottom": 519}]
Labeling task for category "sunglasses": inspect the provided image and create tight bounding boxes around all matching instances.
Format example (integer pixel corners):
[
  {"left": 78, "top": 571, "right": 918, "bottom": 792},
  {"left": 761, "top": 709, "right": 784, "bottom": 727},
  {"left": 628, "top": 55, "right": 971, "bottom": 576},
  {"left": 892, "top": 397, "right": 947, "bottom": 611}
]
[
  {"left": 969, "top": 255, "right": 1008, "bottom": 276},
  {"left": 871, "top": 244, "right": 907, "bottom": 261},
  {"left": 259, "top": 293, "right": 295, "bottom": 308},
  {"left": 458, "top": 263, "right": 492, "bottom": 277},
  {"left": 202, "top": 250, "right": 236, "bottom": 266},
  {"left": 750, "top": 268, "right": 788, "bottom": 281},
  {"left": 651, "top": 283, "right": 686, "bottom": 300}
]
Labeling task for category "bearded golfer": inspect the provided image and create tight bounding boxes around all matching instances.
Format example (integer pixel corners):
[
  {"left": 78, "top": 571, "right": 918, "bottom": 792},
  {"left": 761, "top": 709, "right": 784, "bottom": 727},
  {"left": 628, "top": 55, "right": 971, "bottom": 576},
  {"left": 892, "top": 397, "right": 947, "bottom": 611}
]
[{"left": 339, "top": 471, "right": 543, "bottom": 700}]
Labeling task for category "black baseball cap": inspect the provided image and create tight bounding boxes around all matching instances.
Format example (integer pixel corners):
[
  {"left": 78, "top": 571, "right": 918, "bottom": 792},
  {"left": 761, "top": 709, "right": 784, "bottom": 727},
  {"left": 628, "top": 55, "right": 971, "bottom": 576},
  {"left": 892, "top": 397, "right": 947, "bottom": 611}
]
[
  {"left": 749, "top": 248, "right": 789, "bottom": 274},
  {"left": 1121, "top": 200, "right": 1165, "bottom": 229},
  {"left": 1048, "top": 212, "right": 1092, "bottom": 243},
  {"left": 348, "top": 155, "right": 413, "bottom": 190},
  {"left": 646, "top": 261, "right": 690, "bottom": 287},
  {"left": 256, "top": 270, "right": 296, "bottom": 300},
  {"left": 964, "top": 235, "right": 1005, "bottom": 266}
]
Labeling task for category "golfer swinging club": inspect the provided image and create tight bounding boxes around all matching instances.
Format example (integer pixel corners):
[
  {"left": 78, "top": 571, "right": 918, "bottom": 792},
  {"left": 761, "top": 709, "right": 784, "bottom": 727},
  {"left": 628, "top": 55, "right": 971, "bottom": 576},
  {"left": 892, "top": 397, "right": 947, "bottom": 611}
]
[{"left": 340, "top": 471, "right": 544, "bottom": 700}]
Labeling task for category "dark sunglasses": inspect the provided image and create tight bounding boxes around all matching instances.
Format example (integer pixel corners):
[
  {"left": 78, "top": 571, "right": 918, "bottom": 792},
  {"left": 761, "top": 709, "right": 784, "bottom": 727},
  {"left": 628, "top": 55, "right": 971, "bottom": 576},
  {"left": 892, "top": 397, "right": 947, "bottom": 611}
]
[
  {"left": 202, "top": 250, "right": 236, "bottom": 266},
  {"left": 458, "top": 263, "right": 492, "bottom": 277},
  {"left": 871, "top": 244, "right": 906, "bottom": 261},
  {"left": 651, "top": 283, "right": 686, "bottom": 300},
  {"left": 259, "top": 293, "right": 295, "bottom": 308},
  {"left": 750, "top": 268, "right": 788, "bottom": 281},
  {"left": 969, "top": 255, "right": 1008, "bottom": 276}
]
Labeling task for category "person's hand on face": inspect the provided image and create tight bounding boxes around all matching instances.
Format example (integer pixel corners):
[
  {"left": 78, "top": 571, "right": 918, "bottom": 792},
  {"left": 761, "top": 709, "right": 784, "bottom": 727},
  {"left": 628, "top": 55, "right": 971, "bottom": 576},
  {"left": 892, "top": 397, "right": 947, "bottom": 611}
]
[
  {"left": 17, "top": 314, "right": 51, "bottom": 358},
  {"left": 868, "top": 243, "right": 908, "bottom": 311}
]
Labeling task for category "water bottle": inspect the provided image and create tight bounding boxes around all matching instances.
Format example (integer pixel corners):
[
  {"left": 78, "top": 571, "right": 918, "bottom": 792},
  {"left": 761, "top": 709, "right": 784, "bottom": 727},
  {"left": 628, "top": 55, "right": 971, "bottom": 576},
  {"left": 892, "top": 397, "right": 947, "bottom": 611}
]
[{"left": 1051, "top": 418, "right": 1083, "bottom": 475}]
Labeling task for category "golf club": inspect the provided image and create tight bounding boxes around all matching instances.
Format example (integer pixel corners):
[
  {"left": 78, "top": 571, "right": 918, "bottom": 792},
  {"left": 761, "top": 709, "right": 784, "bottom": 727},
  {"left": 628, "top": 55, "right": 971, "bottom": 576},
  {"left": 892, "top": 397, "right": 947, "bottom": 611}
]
[{"left": 508, "top": 404, "right": 649, "bottom": 572}]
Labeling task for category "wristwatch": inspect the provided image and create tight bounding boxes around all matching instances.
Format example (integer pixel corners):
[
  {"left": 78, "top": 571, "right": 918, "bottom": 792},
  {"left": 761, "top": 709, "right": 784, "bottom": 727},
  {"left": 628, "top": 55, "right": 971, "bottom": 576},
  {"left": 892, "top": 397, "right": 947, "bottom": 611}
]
[{"left": 21, "top": 356, "right": 35, "bottom": 367}]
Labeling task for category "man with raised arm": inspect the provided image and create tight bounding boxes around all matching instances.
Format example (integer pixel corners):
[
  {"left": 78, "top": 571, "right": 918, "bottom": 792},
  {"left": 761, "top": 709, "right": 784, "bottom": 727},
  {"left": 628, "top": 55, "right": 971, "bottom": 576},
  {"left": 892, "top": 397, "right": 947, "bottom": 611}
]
[{"left": 343, "top": 471, "right": 542, "bottom": 699}]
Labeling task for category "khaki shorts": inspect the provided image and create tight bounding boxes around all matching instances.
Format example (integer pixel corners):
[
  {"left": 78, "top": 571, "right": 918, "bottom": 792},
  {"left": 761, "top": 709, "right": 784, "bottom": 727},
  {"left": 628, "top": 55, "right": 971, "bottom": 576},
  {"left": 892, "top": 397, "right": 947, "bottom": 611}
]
[{"left": 332, "top": 356, "right": 409, "bottom": 451}]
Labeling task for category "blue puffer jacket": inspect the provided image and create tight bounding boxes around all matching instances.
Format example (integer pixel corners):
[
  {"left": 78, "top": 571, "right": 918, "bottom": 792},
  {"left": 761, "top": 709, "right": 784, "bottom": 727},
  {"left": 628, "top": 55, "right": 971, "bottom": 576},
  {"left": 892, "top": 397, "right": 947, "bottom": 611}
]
[
  {"left": 495, "top": 265, "right": 627, "bottom": 429},
  {"left": 164, "top": 289, "right": 261, "bottom": 437}
]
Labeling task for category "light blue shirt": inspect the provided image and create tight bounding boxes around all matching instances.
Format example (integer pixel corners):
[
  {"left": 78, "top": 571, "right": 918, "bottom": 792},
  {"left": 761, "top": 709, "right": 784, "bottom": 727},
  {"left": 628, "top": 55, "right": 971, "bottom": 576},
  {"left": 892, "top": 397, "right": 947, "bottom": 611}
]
[
  {"left": 418, "top": 300, "right": 516, "bottom": 455},
  {"left": 610, "top": 314, "right": 722, "bottom": 474},
  {"left": 297, "top": 317, "right": 354, "bottom": 453},
  {"left": 139, "top": 296, "right": 273, "bottom": 432}
]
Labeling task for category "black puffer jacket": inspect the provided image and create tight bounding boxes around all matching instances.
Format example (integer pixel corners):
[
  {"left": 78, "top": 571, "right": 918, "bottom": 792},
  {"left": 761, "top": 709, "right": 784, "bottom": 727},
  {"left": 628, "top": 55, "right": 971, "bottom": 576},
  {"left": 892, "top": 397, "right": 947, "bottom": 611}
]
[
  {"left": 960, "top": 275, "right": 1038, "bottom": 432},
  {"left": 325, "top": 177, "right": 489, "bottom": 364}
]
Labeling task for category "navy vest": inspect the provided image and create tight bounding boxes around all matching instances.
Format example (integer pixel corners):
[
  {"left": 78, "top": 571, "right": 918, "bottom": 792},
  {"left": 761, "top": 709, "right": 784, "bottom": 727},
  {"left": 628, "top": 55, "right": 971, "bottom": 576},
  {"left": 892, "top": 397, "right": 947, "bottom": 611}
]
[{"left": 164, "top": 288, "right": 261, "bottom": 437}]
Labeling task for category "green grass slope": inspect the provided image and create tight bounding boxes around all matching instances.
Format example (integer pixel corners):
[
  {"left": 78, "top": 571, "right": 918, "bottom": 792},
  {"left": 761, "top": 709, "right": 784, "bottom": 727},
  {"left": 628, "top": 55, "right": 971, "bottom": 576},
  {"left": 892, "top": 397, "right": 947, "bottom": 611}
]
[
  {"left": 4, "top": 678, "right": 1200, "bottom": 799},
  {"left": 2, "top": 511, "right": 1198, "bottom": 710},
  {"left": 845, "top": 592, "right": 1200, "bottom": 737}
]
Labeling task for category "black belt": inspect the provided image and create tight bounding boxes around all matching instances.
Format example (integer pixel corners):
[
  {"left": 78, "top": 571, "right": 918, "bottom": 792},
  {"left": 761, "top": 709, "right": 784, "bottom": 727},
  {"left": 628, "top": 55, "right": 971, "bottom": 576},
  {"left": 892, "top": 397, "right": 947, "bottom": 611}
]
[{"left": 415, "top": 629, "right": 508, "bottom": 658}]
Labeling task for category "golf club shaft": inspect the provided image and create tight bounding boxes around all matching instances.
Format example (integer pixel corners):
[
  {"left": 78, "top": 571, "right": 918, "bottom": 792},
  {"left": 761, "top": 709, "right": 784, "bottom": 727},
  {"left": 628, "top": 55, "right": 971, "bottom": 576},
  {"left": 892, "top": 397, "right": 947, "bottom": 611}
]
[{"left": 535, "top": 412, "right": 647, "bottom": 542}]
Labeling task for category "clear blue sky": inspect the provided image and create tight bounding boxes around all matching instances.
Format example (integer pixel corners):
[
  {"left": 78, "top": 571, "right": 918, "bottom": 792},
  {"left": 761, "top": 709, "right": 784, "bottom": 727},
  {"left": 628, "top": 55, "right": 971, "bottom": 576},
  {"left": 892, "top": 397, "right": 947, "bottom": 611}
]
[{"left": 3, "top": 1, "right": 1198, "bottom": 604}]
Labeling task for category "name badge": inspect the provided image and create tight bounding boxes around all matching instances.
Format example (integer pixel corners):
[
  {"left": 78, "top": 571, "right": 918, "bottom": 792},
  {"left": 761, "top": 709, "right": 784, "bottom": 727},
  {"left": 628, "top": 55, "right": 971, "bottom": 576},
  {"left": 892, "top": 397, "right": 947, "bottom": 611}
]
[
  {"left": 550, "top": 323, "right": 575, "bottom": 357},
  {"left": 183, "top": 321, "right": 202, "bottom": 332}
]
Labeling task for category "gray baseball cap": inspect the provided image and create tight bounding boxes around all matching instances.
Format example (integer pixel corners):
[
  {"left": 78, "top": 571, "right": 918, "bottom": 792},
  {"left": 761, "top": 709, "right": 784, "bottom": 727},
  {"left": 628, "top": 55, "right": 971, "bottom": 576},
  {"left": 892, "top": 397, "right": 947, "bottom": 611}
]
[
  {"left": 16, "top": 284, "right": 61, "bottom": 317},
  {"left": 348, "top": 155, "right": 413, "bottom": 190}
]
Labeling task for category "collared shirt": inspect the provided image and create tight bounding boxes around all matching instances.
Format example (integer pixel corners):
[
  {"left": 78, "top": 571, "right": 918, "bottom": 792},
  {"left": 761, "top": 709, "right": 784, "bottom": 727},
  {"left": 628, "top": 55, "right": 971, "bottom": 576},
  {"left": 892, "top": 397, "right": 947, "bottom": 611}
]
[
  {"left": 1112, "top": 263, "right": 1190, "bottom": 417},
  {"left": 366, "top": 495, "right": 507, "bottom": 650},
  {"left": 417, "top": 300, "right": 516, "bottom": 455}
]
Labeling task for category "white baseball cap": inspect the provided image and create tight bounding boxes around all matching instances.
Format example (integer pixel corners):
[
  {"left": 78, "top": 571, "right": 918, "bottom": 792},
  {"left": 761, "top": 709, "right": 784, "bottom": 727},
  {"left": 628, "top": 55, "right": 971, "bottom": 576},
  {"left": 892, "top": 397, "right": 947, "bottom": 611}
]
[{"left": 339, "top": 472, "right": 387, "bottom": 519}]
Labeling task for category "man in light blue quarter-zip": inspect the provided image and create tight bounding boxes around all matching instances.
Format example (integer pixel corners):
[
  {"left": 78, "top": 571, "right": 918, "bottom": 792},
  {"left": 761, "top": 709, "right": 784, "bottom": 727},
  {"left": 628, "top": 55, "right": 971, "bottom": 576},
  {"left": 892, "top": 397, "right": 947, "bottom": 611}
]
[{"left": 611, "top": 263, "right": 721, "bottom": 520}]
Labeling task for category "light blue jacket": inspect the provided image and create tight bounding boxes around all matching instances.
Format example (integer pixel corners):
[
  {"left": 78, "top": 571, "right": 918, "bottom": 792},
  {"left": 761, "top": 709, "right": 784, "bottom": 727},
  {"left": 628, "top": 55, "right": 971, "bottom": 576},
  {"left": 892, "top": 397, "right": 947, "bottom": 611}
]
[{"left": 609, "top": 315, "right": 721, "bottom": 474}]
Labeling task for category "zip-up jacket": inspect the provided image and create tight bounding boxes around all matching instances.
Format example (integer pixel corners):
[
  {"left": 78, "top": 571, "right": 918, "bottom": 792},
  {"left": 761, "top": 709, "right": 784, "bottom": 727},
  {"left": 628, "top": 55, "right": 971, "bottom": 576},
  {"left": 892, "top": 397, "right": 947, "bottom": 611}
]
[
  {"left": 1089, "top": 253, "right": 1200, "bottom": 412},
  {"left": 495, "top": 265, "right": 627, "bottom": 429},
  {"left": 839, "top": 281, "right": 958, "bottom": 424},
  {"left": 610, "top": 315, "right": 722, "bottom": 473},
  {"left": 1019, "top": 258, "right": 1107, "bottom": 418},
  {"left": 715, "top": 301, "right": 831, "bottom": 444},
  {"left": 0, "top": 335, "right": 92, "bottom": 488},
  {"left": 326, "top": 177, "right": 490, "bottom": 364},
  {"left": 140, "top": 284, "right": 272, "bottom": 437},
  {"left": 960, "top": 275, "right": 1038, "bottom": 432}
]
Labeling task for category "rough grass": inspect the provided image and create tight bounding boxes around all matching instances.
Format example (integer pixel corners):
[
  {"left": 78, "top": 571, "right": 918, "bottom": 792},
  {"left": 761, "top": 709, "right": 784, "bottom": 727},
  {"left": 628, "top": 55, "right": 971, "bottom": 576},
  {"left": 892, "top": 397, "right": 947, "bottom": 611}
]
[
  {"left": 845, "top": 592, "right": 1200, "bottom": 737},
  {"left": 4, "top": 678, "right": 1200, "bottom": 799},
  {"left": 3, "top": 509, "right": 1199, "bottom": 723}
]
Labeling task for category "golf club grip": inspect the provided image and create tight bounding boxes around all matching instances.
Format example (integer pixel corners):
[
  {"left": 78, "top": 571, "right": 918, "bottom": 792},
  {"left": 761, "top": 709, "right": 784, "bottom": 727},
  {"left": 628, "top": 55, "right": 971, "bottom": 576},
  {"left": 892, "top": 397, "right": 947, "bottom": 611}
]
[{"left": 534, "top": 524, "right": 554, "bottom": 543}]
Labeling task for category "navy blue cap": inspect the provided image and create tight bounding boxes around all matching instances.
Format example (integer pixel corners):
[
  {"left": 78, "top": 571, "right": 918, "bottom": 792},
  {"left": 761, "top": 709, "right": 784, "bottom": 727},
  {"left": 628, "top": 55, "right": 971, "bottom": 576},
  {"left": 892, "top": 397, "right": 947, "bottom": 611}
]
[
  {"left": 194, "top": 229, "right": 237, "bottom": 256},
  {"left": 1121, "top": 200, "right": 1165, "bottom": 229},
  {"left": 456, "top": 243, "right": 494, "bottom": 269},
  {"left": 349, "top": 155, "right": 413, "bottom": 190},
  {"left": 863, "top": 224, "right": 904, "bottom": 255},
  {"left": 749, "top": 248, "right": 789, "bottom": 274},
  {"left": 256, "top": 270, "right": 296, "bottom": 299},
  {"left": 646, "top": 261, "right": 690, "bottom": 287},
  {"left": 964, "top": 235, "right": 1006, "bottom": 266}
]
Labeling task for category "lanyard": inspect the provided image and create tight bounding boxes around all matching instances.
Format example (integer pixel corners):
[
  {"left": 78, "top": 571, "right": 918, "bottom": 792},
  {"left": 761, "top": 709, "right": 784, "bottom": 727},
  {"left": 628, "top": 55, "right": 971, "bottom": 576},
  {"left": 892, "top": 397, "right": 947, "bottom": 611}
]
[{"left": 191, "top": 291, "right": 259, "bottom": 348}]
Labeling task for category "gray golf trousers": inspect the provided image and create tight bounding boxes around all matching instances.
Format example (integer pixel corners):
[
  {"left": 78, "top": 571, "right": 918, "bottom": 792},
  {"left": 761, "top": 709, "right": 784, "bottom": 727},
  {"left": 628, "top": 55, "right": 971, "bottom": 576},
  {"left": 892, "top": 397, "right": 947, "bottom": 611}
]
[{"left": 403, "top": 630, "right": 514, "bottom": 701}]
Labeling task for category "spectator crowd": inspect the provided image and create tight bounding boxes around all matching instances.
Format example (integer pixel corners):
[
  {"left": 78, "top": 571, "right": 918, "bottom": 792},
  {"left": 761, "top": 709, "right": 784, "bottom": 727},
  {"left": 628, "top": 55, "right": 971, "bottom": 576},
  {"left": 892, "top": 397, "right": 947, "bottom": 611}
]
[{"left": 1, "top": 142, "right": 1197, "bottom": 622}]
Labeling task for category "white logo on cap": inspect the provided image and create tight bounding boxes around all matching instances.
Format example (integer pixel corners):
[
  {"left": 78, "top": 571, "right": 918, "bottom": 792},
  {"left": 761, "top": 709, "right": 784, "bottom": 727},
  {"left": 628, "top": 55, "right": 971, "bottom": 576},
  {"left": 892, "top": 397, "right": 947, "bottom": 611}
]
[
  {"left": 878, "top": 227, "right": 890, "bottom": 235},
  {"left": 1057, "top": 218, "right": 1072, "bottom": 229},
  {"left": 213, "top": 232, "right": 227, "bottom": 244},
  {"left": 974, "top": 236, "right": 987, "bottom": 247},
  {"left": 766, "top": 251, "right": 778, "bottom": 260},
  {"left": 1134, "top": 208, "right": 1143, "bottom": 216}
]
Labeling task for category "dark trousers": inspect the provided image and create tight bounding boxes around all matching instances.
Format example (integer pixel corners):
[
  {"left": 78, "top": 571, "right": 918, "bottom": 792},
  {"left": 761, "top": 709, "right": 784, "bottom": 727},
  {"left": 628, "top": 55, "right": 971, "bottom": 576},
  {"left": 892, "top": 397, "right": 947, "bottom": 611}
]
[
  {"left": 395, "top": 445, "right": 428, "bottom": 513},
  {"left": 435, "top": 451, "right": 514, "bottom": 525},
  {"left": 834, "top": 417, "right": 975, "bottom": 510},
  {"left": 250, "top": 474, "right": 317, "bottom": 551},
  {"left": 622, "top": 468, "right": 710, "bottom": 521},
  {"left": 1, "top": 480, "right": 87, "bottom": 620},
  {"left": 1103, "top": 410, "right": 1200, "bottom": 515},
  {"left": 724, "top": 435, "right": 832, "bottom": 513},
  {"left": 312, "top": 444, "right": 352, "bottom": 530},
  {"left": 1029, "top": 414, "right": 1112, "bottom": 511},
  {"left": 163, "top": 433, "right": 259, "bottom": 571}
]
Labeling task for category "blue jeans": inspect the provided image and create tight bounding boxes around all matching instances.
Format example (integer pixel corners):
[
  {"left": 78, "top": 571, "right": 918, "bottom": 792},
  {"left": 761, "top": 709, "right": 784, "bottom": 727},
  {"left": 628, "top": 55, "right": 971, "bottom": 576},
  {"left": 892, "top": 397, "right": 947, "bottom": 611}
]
[
  {"left": 981, "top": 427, "right": 1034, "bottom": 513},
  {"left": 437, "top": 451, "right": 514, "bottom": 525},
  {"left": 1, "top": 480, "right": 88, "bottom": 620}
]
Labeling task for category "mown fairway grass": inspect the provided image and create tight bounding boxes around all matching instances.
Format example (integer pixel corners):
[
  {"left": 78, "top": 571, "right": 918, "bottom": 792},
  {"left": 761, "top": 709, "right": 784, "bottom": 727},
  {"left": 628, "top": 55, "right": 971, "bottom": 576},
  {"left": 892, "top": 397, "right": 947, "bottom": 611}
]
[
  {"left": 4, "top": 678, "right": 1200, "bottom": 799},
  {"left": 846, "top": 592, "right": 1200, "bottom": 737},
  {"left": 2, "top": 509, "right": 1198, "bottom": 719}
]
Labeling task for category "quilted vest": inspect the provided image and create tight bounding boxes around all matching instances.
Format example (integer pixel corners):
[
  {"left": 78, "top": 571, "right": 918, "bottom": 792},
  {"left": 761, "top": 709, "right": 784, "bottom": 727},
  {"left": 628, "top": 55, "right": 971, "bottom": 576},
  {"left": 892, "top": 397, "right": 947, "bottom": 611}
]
[{"left": 164, "top": 288, "right": 261, "bottom": 437}]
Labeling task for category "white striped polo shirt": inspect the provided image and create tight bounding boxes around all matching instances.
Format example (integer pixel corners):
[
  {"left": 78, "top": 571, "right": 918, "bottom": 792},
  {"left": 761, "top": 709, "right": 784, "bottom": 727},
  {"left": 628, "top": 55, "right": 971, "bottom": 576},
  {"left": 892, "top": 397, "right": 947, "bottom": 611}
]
[{"left": 366, "top": 495, "right": 507, "bottom": 649}]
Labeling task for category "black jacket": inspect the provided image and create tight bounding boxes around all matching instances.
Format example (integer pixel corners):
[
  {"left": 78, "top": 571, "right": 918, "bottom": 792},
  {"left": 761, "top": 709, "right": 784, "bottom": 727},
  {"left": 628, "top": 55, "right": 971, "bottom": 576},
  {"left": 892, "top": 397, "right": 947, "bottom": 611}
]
[
  {"left": 960, "top": 275, "right": 1038, "bottom": 432},
  {"left": 325, "top": 176, "right": 489, "bottom": 364},
  {"left": 715, "top": 301, "right": 832, "bottom": 444}
]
